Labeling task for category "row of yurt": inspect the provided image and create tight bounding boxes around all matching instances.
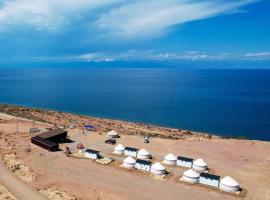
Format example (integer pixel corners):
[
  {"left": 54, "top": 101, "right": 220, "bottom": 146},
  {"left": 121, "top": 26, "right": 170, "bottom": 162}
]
[
  {"left": 114, "top": 145, "right": 151, "bottom": 160},
  {"left": 163, "top": 153, "right": 208, "bottom": 172},
  {"left": 122, "top": 157, "right": 166, "bottom": 175},
  {"left": 181, "top": 169, "right": 240, "bottom": 193}
]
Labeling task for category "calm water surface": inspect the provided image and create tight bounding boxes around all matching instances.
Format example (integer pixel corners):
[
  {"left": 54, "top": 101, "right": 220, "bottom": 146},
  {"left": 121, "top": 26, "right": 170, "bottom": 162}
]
[{"left": 0, "top": 67, "right": 269, "bottom": 140}]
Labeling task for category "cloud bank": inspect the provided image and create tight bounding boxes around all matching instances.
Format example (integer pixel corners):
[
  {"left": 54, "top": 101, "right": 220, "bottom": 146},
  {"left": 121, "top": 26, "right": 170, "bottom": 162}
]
[
  {"left": 0, "top": 0, "right": 257, "bottom": 39},
  {"left": 31, "top": 50, "right": 270, "bottom": 63}
]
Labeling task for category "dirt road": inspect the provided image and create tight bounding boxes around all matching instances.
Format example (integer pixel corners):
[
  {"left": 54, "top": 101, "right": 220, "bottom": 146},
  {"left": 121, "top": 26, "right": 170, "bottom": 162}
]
[{"left": 0, "top": 160, "right": 47, "bottom": 200}]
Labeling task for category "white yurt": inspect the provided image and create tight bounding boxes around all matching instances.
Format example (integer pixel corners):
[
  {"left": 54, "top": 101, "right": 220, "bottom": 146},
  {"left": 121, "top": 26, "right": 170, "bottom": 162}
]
[
  {"left": 192, "top": 158, "right": 207, "bottom": 172},
  {"left": 137, "top": 149, "right": 150, "bottom": 160},
  {"left": 107, "top": 130, "right": 119, "bottom": 138},
  {"left": 182, "top": 169, "right": 200, "bottom": 183},
  {"left": 151, "top": 162, "right": 166, "bottom": 175},
  {"left": 219, "top": 176, "right": 240, "bottom": 193},
  {"left": 113, "top": 144, "right": 125, "bottom": 155},
  {"left": 163, "top": 153, "right": 177, "bottom": 165},
  {"left": 122, "top": 156, "right": 136, "bottom": 169}
]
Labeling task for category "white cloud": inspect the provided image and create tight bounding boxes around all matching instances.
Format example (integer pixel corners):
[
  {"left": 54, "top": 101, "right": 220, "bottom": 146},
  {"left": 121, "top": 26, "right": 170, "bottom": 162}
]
[
  {"left": 95, "top": 0, "right": 258, "bottom": 39},
  {"left": 0, "top": 0, "right": 258, "bottom": 38},
  {"left": 245, "top": 52, "right": 270, "bottom": 60},
  {"left": 0, "top": 0, "right": 123, "bottom": 30},
  {"left": 31, "top": 50, "right": 240, "bottom": 62}
]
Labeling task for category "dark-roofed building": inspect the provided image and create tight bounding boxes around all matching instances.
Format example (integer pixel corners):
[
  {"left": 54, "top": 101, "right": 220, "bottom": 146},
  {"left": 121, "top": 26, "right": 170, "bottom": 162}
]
[
  {"left": 37, "top": 128, "right": 67, "bottom": 143},
  {"left": 135, "top": 159, "right": 151, "bottom": 171},
  {"left": 199, "top": 172, "right": 220, "bottom": 188},
  {"left": 177, "top": 156, "right": 194, "bottom": 168},
  {"left": 124, "top": 147, "right": 138, "bottom": 157},
  {"left": 31, "top": 136, "right": 59, "bottom": 151},
  {"left": 31, "top": 128, "right": 67, "bottom": 151},
  {"left": 84, "top": 149, "right": 101, "bottom": 160}
]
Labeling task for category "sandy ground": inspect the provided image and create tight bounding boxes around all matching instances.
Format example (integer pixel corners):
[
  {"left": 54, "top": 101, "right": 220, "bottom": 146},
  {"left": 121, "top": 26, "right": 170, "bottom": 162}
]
[
  {"left": 0, "top": 184, "right": 17, "bottom": 200},
  {"left": 0, "top": 111, "right": 270, "bottom": 200}
]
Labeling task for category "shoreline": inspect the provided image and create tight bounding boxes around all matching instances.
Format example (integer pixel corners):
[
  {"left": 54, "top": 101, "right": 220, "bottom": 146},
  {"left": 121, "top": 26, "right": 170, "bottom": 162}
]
[
  {"left": 0, "top": 103, "right": 223, "bottom": 141},
  {"left": 0, "top": 103, "right": 263, "bottom": 141}
]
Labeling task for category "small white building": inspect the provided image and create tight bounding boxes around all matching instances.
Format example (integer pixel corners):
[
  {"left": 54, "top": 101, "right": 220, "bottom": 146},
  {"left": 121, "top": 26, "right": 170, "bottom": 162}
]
[
  {"left": 182, "top": 169, "right": 200, "bottom": 183},
  {"left": 151, "top": 162, "right": 166, "bottom": 175},
  {"left": 199, "top": 172, "right": 220, "bottom": 188},
  {"left": 107, "top": 130, "right": 119, "bottom": 138},
  {"left": 163, "top": 153, "right": 177, "bottom": 165},
  {"left": 124, "top": 147, "right": 138, "bottom": 157},
  {"left": 135, "top": 159, "right": 151, "bottom": 172},
  {"left": 84, "top": 149, "right": 101, "bottom": 160},
  {"left": 177, "top": 156, "right": 194, "bottom": 168},
  {"left": 122, "top": 156, "right": 136, "bottom": 169},
  {"left": 192, "top": 158, "right": 208, "bottom": 172},
  {"left": 219, "top": 176, "right": 240, "bottom": 193},
  {"left": 137, "top": 149, "right": 150, "bottom": 160},
  {"left": 113, "top": 144, "right": 125, "bottom": 155}
]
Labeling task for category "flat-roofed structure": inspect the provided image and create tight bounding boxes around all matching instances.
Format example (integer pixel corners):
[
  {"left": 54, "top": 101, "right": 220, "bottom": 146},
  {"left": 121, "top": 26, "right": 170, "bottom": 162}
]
[
  {"left": 135, "top": 159, "right": 151, "bottom": 171},
  {"left": 37, "top": 128, "right": 67, "bottom": 143},
  {"left": 177, "top": 156, "right": 194, "bottom": 168},
  {"left": 31, "top": 136, "right": 59, "bottom": 151},
  {"left": 85, "top": 149, "right": 101, "bottom": 160},
  {"left": 31, "top": 128, "right": 67, "bottom": 151},
  {"left": 124, "top": 147, "right": 138, "bottom": 157},
  {"left": 199, "top": 172, "right": 220, "bottom": 188}
]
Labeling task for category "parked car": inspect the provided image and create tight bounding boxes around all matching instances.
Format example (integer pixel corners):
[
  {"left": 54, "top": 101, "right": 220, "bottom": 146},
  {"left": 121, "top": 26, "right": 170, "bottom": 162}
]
[{"left": 105, "top": 138, "right": 116, "bottom": 145}]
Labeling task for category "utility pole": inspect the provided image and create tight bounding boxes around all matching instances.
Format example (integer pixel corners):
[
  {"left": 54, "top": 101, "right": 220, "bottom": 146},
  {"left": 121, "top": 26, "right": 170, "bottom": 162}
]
[{"left": 16, "top": 106, "right": 19, "bottom": 133}]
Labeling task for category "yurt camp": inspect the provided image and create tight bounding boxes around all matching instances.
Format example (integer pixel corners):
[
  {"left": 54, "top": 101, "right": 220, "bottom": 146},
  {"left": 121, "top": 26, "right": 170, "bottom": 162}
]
[
  {"left": 122, "top": 156, "right": 136, "bottom": 169},
  {"left": 107, "top": 130, "right": 119, "bottom": 138},
  {"left": 151, "top": 162, "right": 166, "bottom": 175},
  {"left": 163, "top": 153, "right": 177, "bottom": 165},
  {"left": 137, "top": 149, "right": 150, "bottom": 160},
  {"left": 219, "top": 176, "right": 240, "bottom": 193},
  {"left": 113, "top": 144, "right": 125, "bottom": 155},
  {"left": 182, "top": 169, "right": 200, "bottom": 183},
  {"left": 192, "top": 158, "right": 208, "bottom": 172}
]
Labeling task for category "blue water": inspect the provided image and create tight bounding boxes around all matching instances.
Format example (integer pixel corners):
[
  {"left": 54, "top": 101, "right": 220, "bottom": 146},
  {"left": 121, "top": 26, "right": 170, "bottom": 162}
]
[{"left": 0, "top": 67, "right": 269, "bottom": 140}]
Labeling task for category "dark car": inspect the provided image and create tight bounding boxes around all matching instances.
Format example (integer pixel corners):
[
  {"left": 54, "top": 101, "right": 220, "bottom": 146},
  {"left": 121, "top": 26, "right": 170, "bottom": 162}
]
[{"left": 105, "top": 138, "right": 116, "bottom": 145}]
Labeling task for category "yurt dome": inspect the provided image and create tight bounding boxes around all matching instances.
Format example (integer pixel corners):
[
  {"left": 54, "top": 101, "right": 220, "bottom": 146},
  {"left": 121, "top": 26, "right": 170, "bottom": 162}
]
[
  {"left": 123, "top": 156, "right": 136, "bottom": 169},
  {"left": 137, "top": 149, "right": 150, "bottom": 159},
  {"left": 113, "top": 144, "right": 125, "bottom": 155},
  {"left": 107, "top": 130, "right": 119, "bottom": 137},
  {"left": 219, "top": 176, "right": 240, "bottom": 193},
  {"left": 163, "top": 153, "right": 177, "bottom": 165},
  {"left": 182, "top": 169, "right": 200, "bottom": 183},
  {"left": 192, "top": 158, "right": 207, "bottom": 172},
  {"left": 151, "top": 162, "right": 166, "bottom": 175}
]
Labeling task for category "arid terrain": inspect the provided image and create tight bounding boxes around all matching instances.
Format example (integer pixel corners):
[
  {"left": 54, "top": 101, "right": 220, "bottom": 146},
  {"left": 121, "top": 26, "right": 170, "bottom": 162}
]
[{"left": 0, "top": 104, "right": 270, "bottom": 200}]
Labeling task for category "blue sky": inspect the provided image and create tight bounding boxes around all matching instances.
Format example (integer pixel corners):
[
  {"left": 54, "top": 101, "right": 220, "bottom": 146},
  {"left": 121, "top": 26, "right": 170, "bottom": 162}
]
[{"left": 0, "top": 0, "right": 270, "bottom": 67}]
